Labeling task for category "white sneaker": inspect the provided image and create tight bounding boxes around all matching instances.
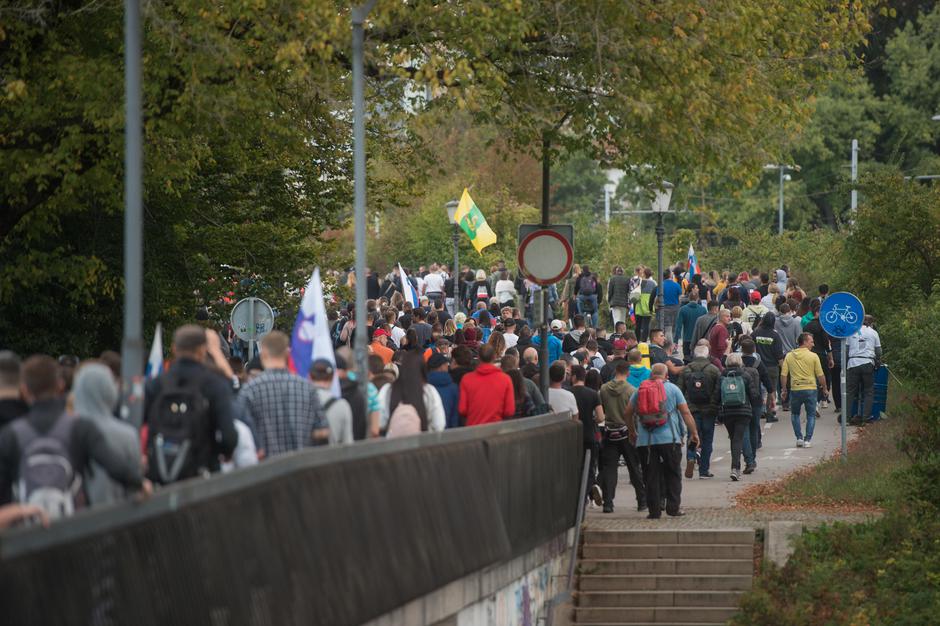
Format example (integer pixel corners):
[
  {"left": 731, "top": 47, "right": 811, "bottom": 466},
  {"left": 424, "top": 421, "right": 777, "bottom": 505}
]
[
  {"left": 804, "top": 440, "right": 812, "bottom": 448},
  {"left": 796, "top": 439, "right": 804, "bottom": 448},
  {"left": 821, "top": 400, "right": 829, "bottom": 409}
]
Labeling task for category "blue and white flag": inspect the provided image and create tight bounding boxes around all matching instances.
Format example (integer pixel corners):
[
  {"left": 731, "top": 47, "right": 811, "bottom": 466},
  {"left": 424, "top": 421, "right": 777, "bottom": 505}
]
[
  {"left": 398, "top": 262, "right": 418, "bottom": 308},
  {"left": 290, "top": 268, "right": 340, "bottom": 395},
  {"left": 145, "top": 322, "right": 163, "bottom": 379},
  {"left": 687, "top": 244, "right": 701, "bottom": 277}
]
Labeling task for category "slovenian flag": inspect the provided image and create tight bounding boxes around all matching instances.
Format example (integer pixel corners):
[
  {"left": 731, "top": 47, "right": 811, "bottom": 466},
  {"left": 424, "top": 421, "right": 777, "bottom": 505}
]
[
  {"left": 398, "top": 263, "right": 418, "bottom": 308},
  {"left": 454, "top": 188, "right": 498, "bottom": 254},
  {"left": 687, "top": 244, "right": 701, "bottom": 277},
  {"left": 290, "top": 268, "right": 340, "bottom": 395},
  {"left": 145, "top": 323, "right": 163, "bottom": 379}
]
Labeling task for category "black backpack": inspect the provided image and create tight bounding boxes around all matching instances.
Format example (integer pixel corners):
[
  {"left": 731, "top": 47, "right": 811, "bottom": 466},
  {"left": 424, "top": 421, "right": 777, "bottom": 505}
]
[
  {"left": 579, "top": 275, "right": 596, "bottom": 295},
  {"left": 341, "top": 379, "right": 368, "bottom": 440},
  {"left": 147, "top": 369, "right": 211, "bottom": 484},
  {"left": 685, "top": 366, "right": 711, "bottom": 405}
]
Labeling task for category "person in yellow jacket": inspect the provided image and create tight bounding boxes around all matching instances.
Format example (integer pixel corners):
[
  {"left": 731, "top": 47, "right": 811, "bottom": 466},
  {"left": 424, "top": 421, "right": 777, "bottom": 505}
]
[{"left": 780, "top": 332, "right": 826, "bottom": 449}]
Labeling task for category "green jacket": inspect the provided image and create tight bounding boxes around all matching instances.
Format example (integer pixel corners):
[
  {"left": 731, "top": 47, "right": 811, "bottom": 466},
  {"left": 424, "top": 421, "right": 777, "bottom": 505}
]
[{"left": 599, "top": 379, "right": 636, "bottom": 430}]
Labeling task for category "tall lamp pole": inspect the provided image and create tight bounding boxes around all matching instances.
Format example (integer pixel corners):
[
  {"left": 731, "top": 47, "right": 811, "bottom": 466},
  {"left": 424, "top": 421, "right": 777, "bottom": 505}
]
[
  {"left": 764, "top": 163, "right": 800, "bottom": 235},
  {"left": 121, "top": 0, "right": 144, "bottom": 427},
  {"left": 651, "top": 183, "right": 673, "bottom": 331},
  {"left": 446, "top": 200, "right": 460, "bottom": 314},
  {"left": 352, "top": 0, "right": 376, "bottom": 399}
]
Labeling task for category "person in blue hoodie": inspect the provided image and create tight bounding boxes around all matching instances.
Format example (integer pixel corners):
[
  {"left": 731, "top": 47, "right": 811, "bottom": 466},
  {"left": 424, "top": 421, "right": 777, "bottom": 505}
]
[
  {"left": 427, "top": 353, "right": 460, "bottom": 428},
  {"left": 626, "top": 349, "right": 652, "bottom": 389}
]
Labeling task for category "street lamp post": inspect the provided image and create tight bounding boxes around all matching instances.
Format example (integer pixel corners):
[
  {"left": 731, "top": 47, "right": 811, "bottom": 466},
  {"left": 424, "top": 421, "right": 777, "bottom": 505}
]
[
  {"left": 352, "top": 0, "right": 376, "bottom": 399},
  {"left": 651, "top": 183, "right": 674, "bottom": 331},
  {"left": 121, "top": 0, "right": 144, "bottom": 427},
  {"left": 764, "top": 164, "right": 800, "bottom": 235},
  {"left": 446, "top": 200, "right": 460, "bottom": 314}
]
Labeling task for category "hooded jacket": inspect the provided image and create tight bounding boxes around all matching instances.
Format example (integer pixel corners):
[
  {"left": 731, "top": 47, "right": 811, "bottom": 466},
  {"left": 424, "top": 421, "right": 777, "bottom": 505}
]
[
  {"left": 428, "top": 370, "right": 460, "bottom": 429},
  {"left": 458, "top": 363, "right": 514, "bottom": 426},
  {"left": 73, "top": 364, "right": 141, "bottom": 507},
  {"left": 599, "top": 379, "right": 636, "bottom": 430},
  {"left": 775, "top": 314, "right": 802, "bottom": 355},
  {"left": 752, "top": 313, "right": 784, "bottom": 366}
]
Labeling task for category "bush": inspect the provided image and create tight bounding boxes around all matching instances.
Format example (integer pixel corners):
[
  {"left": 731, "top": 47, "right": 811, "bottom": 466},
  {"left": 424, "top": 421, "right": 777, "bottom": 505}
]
[{"left": 881, "top": 293, "right": 940, "bottom": 388}]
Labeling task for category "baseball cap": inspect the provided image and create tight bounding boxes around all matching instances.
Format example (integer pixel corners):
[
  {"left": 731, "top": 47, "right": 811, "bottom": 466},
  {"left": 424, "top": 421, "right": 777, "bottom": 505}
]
[
  {"left": 612, "top": 338, "right": 628, "bottom": 351},
  {"left": 310, "top": 358, "right": 335, "bottom": 378},
  {"left": 373, "top": 328, "right": 390, "bottom": 338},
  {"left": 550, "top": 319, "right": 564, "bottom": 330},
  {"left": 427, "top": 353, "right": 450, "bottom": 369},
  {"left": 750, "top": 291, "right": 761, "bottom": 303}
]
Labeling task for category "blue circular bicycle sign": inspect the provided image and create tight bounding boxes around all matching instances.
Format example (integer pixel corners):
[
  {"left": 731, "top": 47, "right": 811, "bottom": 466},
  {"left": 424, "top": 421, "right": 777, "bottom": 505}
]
[{"left": 819, "top": 292, "right": 864, "bottom": 338}]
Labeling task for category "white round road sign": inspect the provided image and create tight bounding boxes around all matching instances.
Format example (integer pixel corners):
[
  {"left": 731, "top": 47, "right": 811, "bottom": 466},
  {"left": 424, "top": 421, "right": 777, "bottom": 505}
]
[
  {"left": 231, "top": 297, "right": 275, "bottom": 342},
  {"left": 517, "top": 229, "right": 573, "bottom": 286}
]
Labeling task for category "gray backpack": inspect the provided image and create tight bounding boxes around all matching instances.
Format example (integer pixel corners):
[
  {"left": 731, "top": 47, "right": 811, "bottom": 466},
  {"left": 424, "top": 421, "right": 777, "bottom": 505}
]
[{"left": 12, "top": 415, "right": 81, "bottom": 521}]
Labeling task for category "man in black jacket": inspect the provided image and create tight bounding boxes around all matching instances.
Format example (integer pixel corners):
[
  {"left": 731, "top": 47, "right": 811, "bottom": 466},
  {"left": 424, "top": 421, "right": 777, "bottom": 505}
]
[
  {"left": 145, "top": 325, "right": 239, "bottom": 482},
  {"left": 0, "top": 355, "right": 150, "bottom": 509},
  {"left": 752, "top": 312, "right": 784, "bottom": 422}
]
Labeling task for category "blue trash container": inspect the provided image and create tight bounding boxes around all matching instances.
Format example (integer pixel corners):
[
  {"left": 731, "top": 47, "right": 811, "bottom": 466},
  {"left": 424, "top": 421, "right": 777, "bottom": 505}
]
[{"left": 849, "top": 365, "right": 889, "bottom": 421}]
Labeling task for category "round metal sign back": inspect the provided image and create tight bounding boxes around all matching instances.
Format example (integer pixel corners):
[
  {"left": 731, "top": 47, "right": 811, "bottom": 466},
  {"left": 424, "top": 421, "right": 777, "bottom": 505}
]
[
  {"left": 231, "top": 297, "right": 275, "bottom": 342},
  {"left": 517, "top": 229, "right": 573, "bottom": 286}
]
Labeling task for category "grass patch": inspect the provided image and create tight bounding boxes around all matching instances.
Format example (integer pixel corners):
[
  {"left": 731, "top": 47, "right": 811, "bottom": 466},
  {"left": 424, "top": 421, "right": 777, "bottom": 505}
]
[{"left": 736, "top": 385, "right": 911, "bottom": 512}]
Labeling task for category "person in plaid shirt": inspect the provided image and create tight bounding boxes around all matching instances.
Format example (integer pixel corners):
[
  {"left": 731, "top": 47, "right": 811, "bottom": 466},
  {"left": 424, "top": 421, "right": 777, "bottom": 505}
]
[{"left": 237, "top": 331, "right": 329, "bottom": 459}]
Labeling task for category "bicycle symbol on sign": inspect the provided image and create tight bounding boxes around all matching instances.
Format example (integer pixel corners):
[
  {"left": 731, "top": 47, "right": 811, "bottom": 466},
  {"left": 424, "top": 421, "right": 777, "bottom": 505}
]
[{"left": 824, "top": 304, "right": 858, "bottom": 326}]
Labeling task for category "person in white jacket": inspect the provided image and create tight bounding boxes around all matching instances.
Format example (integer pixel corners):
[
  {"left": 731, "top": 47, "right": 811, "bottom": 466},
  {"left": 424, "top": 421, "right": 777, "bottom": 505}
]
[{"left": 377, "top": 353, "right": 445, "bottom": 433}]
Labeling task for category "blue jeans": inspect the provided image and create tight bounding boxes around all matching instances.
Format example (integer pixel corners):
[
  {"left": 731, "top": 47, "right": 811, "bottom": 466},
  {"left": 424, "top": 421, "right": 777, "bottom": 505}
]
[
  {"left": 691, "top": 412, "right": 715, "bottom": 476},
  {"left": 742, "top": 403, "right": 762, "bottom": 466},
  {"left": 790, "top": 389, "right": 817, "bottom": 441},
  {"left": 577, "top": 294, "right": 598, "bottom": 327}
]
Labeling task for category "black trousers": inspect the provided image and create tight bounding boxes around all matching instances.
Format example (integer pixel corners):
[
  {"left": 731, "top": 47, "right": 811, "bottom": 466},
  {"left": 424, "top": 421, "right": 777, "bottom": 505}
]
[
  {"left": 723, "top": 413, "right": 750, "bottom": 471},
  {"left": 846, "top": 362, "right": 875, "bottom": 420},
  {"left": 639, "top": 443, "right": 683, "bottom": 516},
  {"left": 599, "top": 434, "right": 646, "bottom": 508},
  {"left": 636, "top": 315, "right": 652, "bottom": 342},
  {"left": 831, "top": 363, "right": 842, "bottom": 410},
  {"left": 581, "top": 441, "right": 599, "bottom": 496}
]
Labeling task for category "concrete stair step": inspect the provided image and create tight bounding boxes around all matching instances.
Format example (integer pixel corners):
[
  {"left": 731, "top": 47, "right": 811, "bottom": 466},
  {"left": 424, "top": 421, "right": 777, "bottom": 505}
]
[
  {"left": 578, "top": 574, "right": 753, "bottom": 592},
  {"left": 578, "top": 590, "right": 744, "bottom": 607},
  {"left": 579, "top": 558, "right": 752, "bottom": 576},
  {"left": 582, "top": 543, "right": 753, "bottom": 560},
  {"left": 583, "top": 529, "right": 754, "bottom": 546},
  {"left": 575, "top": 606, "right": 738, "bottom": 624},
  {"left": 570, "top": 623, "right": 730, "bottom": 626}
]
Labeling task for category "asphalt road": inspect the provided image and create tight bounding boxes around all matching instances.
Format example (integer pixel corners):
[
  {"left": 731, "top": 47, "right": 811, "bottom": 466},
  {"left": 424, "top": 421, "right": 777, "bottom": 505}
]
[{"left": 595, "top": 404, "right": 849, "bottom": 516}]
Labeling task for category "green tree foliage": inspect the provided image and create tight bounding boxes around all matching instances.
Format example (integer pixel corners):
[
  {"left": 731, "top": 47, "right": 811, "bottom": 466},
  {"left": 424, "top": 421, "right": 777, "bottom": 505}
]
[{"left": 845, "top": 168, "right": 940, "bottom": 308}]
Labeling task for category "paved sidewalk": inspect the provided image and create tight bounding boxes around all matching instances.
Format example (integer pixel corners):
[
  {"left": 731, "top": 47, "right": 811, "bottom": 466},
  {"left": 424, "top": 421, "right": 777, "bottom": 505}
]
[{"left": 585, "top": 407, "right": 877, "bottom": 528}]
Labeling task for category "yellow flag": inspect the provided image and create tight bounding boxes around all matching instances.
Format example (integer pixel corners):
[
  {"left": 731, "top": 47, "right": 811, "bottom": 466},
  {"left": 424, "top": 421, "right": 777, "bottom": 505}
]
[{"left": 453, "top": 188, "right": 497, "bottom": 254}]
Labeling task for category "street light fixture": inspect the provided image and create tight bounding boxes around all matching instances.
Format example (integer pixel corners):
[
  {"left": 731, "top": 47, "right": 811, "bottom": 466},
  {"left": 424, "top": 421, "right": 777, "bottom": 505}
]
[
  {"left": 446, "top": 200, "right": 460, "bottom": 314},
  {"left": 932, "top": 114, "right": 940, "bottom": 121},
  {"left": 763, "top": 163, "right": 800, "bottom": 235}
]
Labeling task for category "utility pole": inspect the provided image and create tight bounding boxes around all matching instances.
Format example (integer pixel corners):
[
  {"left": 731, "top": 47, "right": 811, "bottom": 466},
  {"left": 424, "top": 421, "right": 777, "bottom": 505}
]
[
  {"left": 764, "top": 163, "right": 800, "bottom": 234},
  {"left": 539, "top": 132, "right": 551, "bottom": 402},
  {"left": 850, "top": 139, "right": 858, "bottom": 213},
  {"left": 121, "top": 0, "right": 144, "bottom": 427},
  {"left": 352, "top": 0, "right": 376, "bottom": 400}
]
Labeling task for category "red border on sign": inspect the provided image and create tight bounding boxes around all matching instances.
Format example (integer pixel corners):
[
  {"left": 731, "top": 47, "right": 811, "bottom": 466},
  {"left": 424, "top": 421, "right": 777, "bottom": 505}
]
[{"left": 517, "top": 229, "right": 573, "bottom": 286}]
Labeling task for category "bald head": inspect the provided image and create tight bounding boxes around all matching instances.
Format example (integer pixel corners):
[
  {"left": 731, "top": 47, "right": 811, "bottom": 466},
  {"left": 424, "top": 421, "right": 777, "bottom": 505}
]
[
  {"left": 523, "top": 347, "right": 539, "bottom": 364},
  {"left": 650, "top": 363, "right": 668, "bottom": 379}
]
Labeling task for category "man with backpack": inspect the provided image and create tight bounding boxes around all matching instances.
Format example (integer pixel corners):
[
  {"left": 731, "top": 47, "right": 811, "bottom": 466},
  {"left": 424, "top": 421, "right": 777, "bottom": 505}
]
[
  {"left": 0, "top": 355, "right": 150, "bottom": 519},
  {"left": 237, "top": 331, "right": 329, "bottom": 460},
  {"left": 145, "top": 325, "right": 240, "bottom": 484},
  {"left": 623, "top": 364, "right": 699, "bottom": 519},
  {"left": 598, "top": 360, "right": 644, "bottom": 514},
  {"left": 309, "top": 359, "right": 354, "bottom": 444},
  {"left": 677, "top": 344, "right": 721, "bottom": 479},
  {"left": 719, "top": 354, "right": 761, "bottom": 481},
  {"left": 574, "top": 266, "right": 600, "bottom": 328}
]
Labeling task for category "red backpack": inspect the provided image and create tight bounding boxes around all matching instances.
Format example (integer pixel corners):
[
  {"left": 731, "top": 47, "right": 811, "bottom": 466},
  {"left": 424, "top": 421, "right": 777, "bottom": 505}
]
[{"left": 636, "top": 379, "right": 668, "bottom": 430}]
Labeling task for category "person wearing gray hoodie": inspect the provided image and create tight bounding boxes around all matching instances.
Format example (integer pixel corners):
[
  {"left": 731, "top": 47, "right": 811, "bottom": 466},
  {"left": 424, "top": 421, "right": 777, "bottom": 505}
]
[
  {"left": 72, "top": 363, "right": 141, "bottom": 507},
  {"left": 774, "top": 303, "right": 802, "bottom": 356}
]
